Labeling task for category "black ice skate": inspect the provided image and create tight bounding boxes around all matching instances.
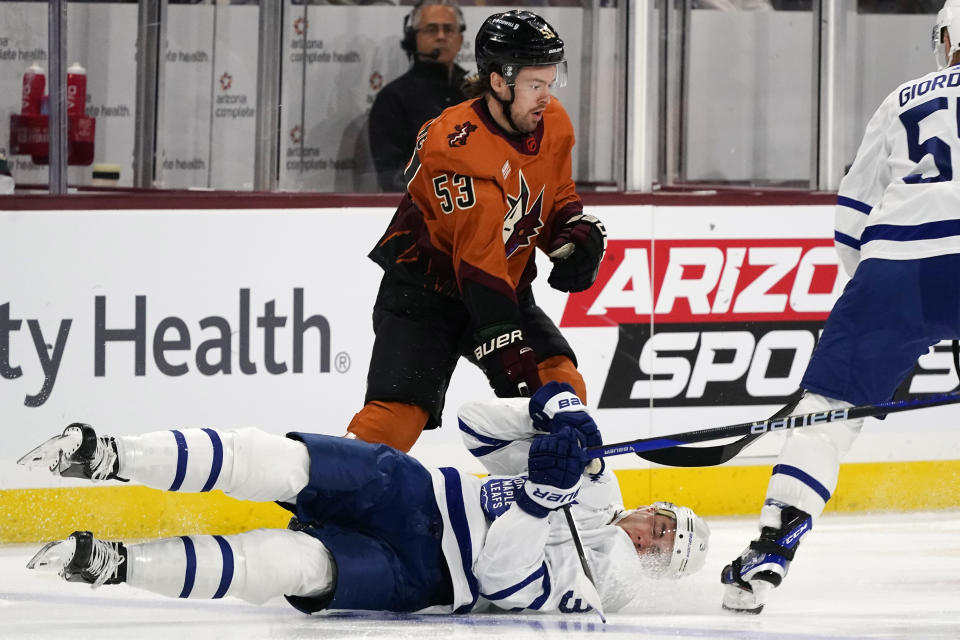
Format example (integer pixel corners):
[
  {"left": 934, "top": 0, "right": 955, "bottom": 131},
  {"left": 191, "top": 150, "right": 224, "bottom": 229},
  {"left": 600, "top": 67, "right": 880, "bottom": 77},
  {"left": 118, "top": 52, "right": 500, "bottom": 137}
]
[
  {"left": 27, "top": 531, "right": 127, "bottom": 589},
  {"left": 17, "top": 422, "right": 126, "bottom": 481},
  {"left": 721, "top": 506, "right": 812, "bottom": 614}
]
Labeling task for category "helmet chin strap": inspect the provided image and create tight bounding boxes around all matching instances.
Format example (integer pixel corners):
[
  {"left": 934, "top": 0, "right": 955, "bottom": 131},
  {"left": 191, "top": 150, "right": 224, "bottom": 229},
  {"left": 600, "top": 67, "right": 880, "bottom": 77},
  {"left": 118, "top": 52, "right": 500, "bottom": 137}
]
[{"left": 495, "top": 84, "right": 521, "bottom": 134}]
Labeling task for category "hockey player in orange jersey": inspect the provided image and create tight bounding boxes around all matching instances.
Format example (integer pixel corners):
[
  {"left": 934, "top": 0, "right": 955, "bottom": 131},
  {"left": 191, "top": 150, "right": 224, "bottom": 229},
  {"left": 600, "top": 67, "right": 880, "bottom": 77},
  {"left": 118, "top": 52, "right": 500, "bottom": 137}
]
[{"left": 348, "top": 10, "right": 607, "bottom": 451}]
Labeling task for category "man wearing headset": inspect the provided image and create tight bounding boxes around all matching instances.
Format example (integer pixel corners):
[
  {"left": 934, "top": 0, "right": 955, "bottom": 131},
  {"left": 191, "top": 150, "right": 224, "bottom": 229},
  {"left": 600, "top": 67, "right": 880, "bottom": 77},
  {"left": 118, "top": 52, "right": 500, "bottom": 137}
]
[{"left": 369, "top": 0, "right": 468, "bottom": 192}]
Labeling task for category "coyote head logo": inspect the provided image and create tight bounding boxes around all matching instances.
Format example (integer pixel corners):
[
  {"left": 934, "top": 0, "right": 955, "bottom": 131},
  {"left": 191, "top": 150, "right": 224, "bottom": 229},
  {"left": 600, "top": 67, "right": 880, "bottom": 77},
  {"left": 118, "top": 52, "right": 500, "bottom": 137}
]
[{"left": 503, "top": 170, "right": 544, "bottom": 257}]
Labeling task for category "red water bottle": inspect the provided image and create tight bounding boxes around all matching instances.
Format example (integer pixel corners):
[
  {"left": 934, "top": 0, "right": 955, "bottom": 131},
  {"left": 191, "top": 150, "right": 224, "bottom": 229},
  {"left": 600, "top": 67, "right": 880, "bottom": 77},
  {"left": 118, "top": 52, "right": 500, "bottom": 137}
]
[
  {"left": 67, "top": 62, "right": 87, "bottom": 117},
  {"left": 21, "top": 63, "right": 45, "bottom": 114}
]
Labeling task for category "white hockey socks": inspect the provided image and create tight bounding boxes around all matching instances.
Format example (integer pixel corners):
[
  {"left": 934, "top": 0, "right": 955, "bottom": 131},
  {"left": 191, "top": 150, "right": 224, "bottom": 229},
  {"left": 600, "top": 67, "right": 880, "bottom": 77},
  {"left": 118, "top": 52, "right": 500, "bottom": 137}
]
[
  {"left": 126, "top": 529, "right": 334, "bottom": 604},
  {"left": 760, "top": 392, "right": 864, "bottom": 526},
  {"left": 116, "top": 427, "right": 310, "bottom": 503}
]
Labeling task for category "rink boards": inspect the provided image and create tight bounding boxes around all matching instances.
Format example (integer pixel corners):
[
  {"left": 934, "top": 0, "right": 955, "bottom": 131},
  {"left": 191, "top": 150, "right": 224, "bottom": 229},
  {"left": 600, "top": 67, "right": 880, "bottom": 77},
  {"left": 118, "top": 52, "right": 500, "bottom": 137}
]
[{"left": 1, "top": 203, "right": 958, "bottom": 542}]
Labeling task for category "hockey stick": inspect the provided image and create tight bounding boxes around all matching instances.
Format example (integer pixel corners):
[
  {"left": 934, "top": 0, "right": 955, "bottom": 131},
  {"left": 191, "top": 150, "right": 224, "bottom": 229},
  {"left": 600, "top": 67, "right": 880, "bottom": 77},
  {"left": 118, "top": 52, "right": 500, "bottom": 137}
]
[
  {"left": 626, "top": 389, "right": 804, "bottom": 467},
  {"left": 518, "top": 386, "right": 606, "bottom": 621},
  {"left": 584, "top": 390, "right": 960, "bottom": 462},
  {"left": 561, "top": 504, "right": 606, "bottom": 623}
]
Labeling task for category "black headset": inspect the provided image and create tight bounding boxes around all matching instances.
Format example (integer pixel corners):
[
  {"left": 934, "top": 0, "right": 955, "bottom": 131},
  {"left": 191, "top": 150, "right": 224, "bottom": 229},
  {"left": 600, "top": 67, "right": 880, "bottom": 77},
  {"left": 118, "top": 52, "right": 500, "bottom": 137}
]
[{"left": 401, "top": 1, "right": 466, "bottom": 56}]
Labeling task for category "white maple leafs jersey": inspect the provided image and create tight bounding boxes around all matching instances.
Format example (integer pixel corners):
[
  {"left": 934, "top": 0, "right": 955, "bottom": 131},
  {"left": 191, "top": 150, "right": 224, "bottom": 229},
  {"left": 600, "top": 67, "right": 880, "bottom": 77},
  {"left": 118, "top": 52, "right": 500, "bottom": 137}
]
[
  {"left": 436, "top": 398, "right": 642, "bottom": 615},
  {"left": 835, "top": 64, "right": 960, "bottom": 277}
]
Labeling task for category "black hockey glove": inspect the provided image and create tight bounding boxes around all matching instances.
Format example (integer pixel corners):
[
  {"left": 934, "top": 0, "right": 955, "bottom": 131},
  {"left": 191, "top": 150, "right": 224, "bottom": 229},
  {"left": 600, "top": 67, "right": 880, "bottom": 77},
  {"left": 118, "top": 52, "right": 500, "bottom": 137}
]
[
  {"left": 473, "top": 324, "right": 542, "bottom": 398},
  {"left": 529, "top": 381, "right": 604, "bottom": 474},
  {"left": 516, "top": 426, "right": 587, "bottom": 518},
  {"left": 547, "top": 213, "right": 607, "bottom": 293}
]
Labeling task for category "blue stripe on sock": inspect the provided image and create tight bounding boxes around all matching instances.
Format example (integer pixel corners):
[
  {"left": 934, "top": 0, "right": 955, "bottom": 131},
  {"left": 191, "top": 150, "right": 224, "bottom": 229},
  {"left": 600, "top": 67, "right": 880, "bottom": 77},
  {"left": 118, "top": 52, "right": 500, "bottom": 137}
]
[
  {"left": 179, "top": 536, "right": 197, "bottom": 598},
  {"left": 200, "top": 429, "right": 223, "bottom": 492},
  {"left": 170, "top": 430, "right": 188, "bottom": 491},
  {"left": 212, "top": 535, "right": 234, "bottom": 599},
  {"left": 772, "top": 464, "right": 831, "bottom": 503}
]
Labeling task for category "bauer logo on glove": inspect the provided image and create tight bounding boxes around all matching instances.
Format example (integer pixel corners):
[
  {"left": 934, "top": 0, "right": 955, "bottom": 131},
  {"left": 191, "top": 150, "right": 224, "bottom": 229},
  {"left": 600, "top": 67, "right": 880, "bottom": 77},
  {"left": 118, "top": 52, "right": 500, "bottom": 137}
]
[
  {"left": 529, "top": 484, "right": 580, "bottom": 505},
  {"left": 473, "top": 324, "right": 542, "bottom": 398},
  {"left": 473, "top": 328, "right": 524, "bottom": 360}
]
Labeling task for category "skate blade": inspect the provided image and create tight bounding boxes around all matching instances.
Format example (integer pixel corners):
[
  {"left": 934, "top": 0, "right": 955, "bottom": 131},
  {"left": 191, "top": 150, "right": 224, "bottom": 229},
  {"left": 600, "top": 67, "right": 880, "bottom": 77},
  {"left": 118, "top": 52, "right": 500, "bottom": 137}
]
[
  {"left": 721, "top": 583, "right": 767, "bottom": 615},
  {"left": 16, "top": 431, "right": 81, "bottom": 473},
  {"left": 26, "top": 537, "right": 76, "bottom": 573},
  {"left": 722, "top": 602, "right": 764, "bottom": 615}
]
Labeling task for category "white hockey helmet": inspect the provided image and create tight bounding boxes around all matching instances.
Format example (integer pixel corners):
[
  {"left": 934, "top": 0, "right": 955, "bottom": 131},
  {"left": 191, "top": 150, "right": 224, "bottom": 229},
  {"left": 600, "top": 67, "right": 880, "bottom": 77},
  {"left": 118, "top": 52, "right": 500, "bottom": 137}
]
[
  {"left": 652, "top": 501, "right": 710, "bottom": 579},
  {"left": 933, "top": 1, "right": 960, "bottom": 70}
]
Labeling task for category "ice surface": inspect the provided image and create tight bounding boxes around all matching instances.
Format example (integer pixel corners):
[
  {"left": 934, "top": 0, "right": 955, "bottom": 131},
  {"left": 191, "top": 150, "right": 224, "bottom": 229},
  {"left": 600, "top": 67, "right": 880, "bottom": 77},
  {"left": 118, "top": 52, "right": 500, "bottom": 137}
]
[{"left": 1, "top": 511, "right": 958, "bottom": 639}]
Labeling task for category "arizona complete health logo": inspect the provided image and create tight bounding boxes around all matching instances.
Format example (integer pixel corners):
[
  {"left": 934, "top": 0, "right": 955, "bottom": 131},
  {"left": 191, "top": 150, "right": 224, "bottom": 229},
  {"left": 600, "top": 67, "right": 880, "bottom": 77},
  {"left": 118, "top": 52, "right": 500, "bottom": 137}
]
[{"left": 294, "top": 16, "right": 307, "bottom": 36}]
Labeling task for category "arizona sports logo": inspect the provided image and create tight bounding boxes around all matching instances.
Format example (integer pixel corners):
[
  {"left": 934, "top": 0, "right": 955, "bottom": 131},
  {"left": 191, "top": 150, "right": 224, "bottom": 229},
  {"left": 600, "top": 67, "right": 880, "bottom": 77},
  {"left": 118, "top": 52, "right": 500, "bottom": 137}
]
[
  {"left": 562, "top": 238, "right": 843, "bottom": 408},
  {"left": 502, "top": 170, "right": 544, "bottom": 257},
  {"left": 564, "top": 238, "right": 958, "bottom": 407}
]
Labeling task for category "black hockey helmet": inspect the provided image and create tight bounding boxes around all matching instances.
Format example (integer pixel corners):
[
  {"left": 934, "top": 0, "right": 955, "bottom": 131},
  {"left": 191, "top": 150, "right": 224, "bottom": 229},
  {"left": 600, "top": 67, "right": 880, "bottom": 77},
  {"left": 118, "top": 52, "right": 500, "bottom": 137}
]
[{"left": 475, "top": 10, "right": 567, "bottom": 87}]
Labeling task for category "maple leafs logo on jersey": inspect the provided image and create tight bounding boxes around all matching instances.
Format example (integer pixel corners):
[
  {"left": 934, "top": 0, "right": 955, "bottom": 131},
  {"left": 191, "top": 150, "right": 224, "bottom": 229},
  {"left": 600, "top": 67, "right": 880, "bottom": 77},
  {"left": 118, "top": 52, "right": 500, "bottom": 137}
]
[
  {"left": 503, "top": 169, "right": 545, "bottom": 257},
  {"left": 447, "top": 121, "right": 477, "bottom": 148}
]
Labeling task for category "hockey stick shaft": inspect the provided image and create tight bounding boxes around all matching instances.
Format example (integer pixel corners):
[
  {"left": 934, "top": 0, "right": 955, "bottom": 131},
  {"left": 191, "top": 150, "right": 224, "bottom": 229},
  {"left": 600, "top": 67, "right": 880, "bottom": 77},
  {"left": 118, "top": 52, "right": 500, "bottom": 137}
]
[
  {"left": 585, "top": 390, "right": 960, "bottom": 460},
  {"left": 561, "top": 504, "right": 606, "bottom": 623}
]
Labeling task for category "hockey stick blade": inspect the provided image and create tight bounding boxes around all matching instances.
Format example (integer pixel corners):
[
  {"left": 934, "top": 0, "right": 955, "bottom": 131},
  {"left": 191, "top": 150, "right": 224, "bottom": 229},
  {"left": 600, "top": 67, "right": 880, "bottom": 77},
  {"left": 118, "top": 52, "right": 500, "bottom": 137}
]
[
  {"left": 585, "top": 390, "right": 960, "bottom": 461},
  {"left": 631, "top": 389, "right": 802, "bottom": 467}
]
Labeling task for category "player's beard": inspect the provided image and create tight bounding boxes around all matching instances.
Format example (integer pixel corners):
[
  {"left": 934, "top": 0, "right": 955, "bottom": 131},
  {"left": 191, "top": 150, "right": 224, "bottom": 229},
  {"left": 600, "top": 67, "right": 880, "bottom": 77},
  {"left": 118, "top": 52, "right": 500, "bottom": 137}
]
[{"left": 510, "top": 105, "right": 541, "bottom": 134}]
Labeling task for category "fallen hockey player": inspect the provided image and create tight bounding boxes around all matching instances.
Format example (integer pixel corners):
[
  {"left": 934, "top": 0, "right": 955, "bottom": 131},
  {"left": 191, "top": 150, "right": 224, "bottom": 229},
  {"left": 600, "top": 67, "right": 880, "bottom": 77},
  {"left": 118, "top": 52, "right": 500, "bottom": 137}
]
[{"left": 18, "top": 382, "right": 708, "bottom": 615}]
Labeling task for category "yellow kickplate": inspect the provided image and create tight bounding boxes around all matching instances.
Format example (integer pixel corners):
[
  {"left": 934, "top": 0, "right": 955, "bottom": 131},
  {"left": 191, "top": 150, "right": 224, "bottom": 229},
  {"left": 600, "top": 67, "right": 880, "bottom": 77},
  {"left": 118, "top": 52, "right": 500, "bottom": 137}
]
[
  {"left": 0, "top": 486, "right": 291, "bottom": 544},
  {"left": 616, "top": 460, "right": 960, "bottom": 516},
  {"left": 1, "top": 460, "right": 958, "bottom": 543}
]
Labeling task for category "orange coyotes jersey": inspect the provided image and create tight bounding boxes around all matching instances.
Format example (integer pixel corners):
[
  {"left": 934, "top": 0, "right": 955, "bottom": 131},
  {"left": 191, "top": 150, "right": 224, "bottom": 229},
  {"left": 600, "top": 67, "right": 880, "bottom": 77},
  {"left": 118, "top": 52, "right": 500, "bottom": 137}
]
[{"left": 371, "top": 96, "right": 583, "bottom": 305}]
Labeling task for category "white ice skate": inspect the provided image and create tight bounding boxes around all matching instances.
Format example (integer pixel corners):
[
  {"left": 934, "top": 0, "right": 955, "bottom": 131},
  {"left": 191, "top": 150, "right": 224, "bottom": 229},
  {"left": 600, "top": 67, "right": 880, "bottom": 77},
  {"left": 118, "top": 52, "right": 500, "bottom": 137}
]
[
  {"left": 17, "top": 423, "right": 124, "bottom": 481},
  {"left": 27, "top": 531, "right": 126, "bottom": 589}
]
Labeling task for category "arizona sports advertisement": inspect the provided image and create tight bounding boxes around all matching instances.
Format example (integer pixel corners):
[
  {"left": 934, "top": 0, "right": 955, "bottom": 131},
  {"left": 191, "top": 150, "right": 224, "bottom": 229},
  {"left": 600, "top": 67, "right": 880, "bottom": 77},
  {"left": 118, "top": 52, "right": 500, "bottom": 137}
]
[{"left": 557, "top": 206, "right": 957, "bottom": 413}]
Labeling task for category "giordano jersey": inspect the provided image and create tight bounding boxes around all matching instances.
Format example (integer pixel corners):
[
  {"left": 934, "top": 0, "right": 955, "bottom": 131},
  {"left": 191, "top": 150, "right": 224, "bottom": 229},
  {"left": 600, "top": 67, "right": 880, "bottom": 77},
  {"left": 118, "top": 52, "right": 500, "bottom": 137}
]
[{"left": 369, "top": 96, "right": 584, "bottom": 329}]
